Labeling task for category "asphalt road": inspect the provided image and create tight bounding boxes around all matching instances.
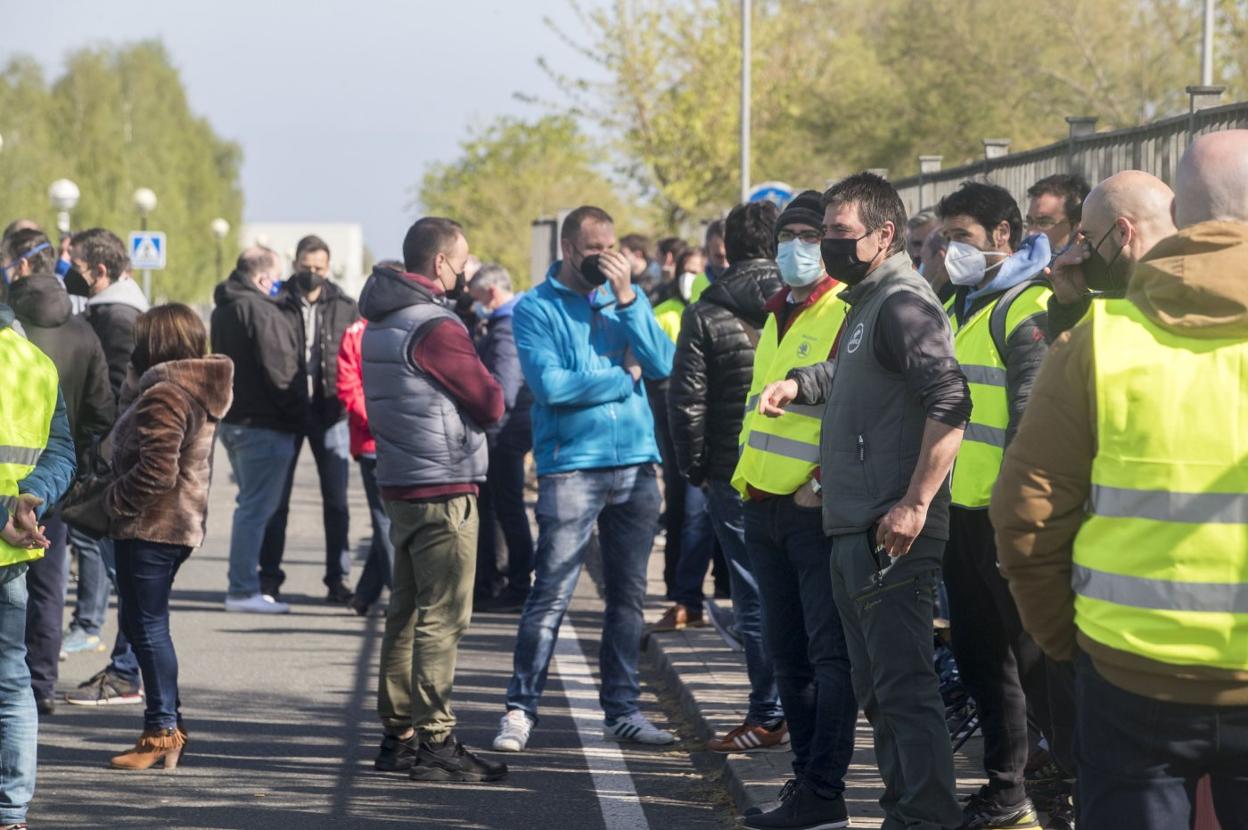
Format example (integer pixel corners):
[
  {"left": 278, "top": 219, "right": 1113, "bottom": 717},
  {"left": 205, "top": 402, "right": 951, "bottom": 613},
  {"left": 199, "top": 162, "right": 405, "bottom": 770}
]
[{"left": 34, "top": 446, "right": 734, "bottom": 829}]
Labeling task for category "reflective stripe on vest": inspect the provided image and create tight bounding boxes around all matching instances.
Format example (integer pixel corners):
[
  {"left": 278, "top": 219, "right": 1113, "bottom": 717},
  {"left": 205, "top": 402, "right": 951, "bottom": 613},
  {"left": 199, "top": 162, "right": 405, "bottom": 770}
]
[
  {"left": 731, "top": 287, "right": 847, "bottom": 497},
  {"left": 949, "top": 283, "right": 1050, "bottom": 508},
  {"left": 0, "top": 328, "right": 59, "bottom": 567},
  {"left": 1073, "top": 299, "right": 1248, "bottom": 671}
]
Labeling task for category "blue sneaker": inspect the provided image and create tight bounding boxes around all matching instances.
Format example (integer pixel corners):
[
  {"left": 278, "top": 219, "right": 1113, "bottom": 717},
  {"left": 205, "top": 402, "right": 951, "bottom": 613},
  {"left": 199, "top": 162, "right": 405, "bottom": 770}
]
[{"left": 62, "top": 628, "right": 105, "bottom": 655}]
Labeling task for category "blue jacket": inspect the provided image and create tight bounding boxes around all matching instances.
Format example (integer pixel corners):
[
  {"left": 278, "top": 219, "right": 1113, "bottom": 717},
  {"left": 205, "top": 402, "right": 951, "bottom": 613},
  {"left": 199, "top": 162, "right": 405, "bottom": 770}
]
[{"left": 513, "top": 263, "right": 674, "bottom": 475}]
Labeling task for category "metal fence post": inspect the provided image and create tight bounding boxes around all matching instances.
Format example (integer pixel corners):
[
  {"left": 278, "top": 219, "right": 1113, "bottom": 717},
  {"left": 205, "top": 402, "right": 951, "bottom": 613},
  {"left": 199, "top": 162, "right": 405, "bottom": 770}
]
[
  {"left": 918, "top": 155, "right": 942, "bottom": 211},
  {"left": 1187, "top": 85, "right": 1226, "bottom": 142},
  {"left": 1065, "top": 117, "right": 1098, "bottom": 177}
]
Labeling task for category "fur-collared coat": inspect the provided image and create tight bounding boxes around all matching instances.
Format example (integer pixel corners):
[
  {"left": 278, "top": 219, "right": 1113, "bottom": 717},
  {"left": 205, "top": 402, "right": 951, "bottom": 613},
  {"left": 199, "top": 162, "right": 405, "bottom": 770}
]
[{"left": 106, "top": 355, "right": 234, "bottom": 548}]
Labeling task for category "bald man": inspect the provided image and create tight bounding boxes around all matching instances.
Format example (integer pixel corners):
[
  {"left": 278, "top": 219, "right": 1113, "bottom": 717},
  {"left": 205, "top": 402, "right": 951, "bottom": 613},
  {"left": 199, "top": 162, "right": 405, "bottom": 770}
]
[
  {"left": 1046, "top": 170, "right": 1177, "bottom": 339},
  {"left": 992, "top": 129, "right": 1248, "bottom": 828}
]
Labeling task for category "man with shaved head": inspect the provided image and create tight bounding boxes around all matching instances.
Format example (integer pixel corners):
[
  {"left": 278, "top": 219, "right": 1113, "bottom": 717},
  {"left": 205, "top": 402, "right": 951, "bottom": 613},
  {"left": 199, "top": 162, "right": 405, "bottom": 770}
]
[
  {"left": 992, "top": 130, "right": 1248, "bottom": 828},
  {"left": 1046, "top": 170, "right": 1177, "bottom": 338},
  {"left": 212, "top": 245, "right": 305, "bottom": 614}
]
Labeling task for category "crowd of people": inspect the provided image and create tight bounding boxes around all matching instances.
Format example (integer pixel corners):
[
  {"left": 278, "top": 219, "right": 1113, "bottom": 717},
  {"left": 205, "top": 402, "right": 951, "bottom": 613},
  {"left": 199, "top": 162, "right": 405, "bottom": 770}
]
[{"left": 0, "top": 128, "right": 1245, "bottom": 830}]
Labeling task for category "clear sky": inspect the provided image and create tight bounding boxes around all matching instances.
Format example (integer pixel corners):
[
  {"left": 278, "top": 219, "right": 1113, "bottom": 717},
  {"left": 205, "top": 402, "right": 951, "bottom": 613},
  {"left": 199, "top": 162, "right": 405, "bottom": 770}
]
[{"left": 7, "top": 0, "right": 600, "bottom": 257}]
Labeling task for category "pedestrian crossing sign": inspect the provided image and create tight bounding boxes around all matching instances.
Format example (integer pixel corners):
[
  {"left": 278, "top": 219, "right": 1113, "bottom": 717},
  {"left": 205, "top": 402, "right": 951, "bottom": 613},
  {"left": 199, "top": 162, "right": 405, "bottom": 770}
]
[{"left": 129, "top": 231, "right": 167, "bottom": 270}]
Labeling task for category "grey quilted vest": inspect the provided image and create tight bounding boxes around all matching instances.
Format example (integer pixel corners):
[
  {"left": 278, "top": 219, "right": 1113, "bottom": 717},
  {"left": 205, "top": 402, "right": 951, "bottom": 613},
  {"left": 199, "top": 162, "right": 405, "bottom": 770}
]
[
  {"left": 360, "top": 301, "right": 489, "bottom": 489},
  {"left": 820, "top": 252, "right": 954, "bottom": 540}
]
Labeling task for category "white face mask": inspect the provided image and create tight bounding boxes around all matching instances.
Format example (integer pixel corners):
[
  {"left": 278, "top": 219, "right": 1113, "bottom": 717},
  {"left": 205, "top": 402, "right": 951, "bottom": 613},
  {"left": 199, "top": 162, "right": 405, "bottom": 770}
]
[
  {"left": 678, "top": 271, "right": 698, "bottom": 302},
  {"left": 944, "top": 239, "right": 1007, "bottom": 287},
  {"left": 777, "top": 239, "right": 824, "bottom": 287}
]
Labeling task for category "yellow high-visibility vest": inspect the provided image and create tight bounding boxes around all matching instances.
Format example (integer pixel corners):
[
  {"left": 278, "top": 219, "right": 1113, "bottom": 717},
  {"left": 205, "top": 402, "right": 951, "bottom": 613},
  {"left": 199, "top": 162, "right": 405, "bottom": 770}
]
[
  {"left": 731, "top": 286, "right": 847, "bottom": 497},
  {"left": 949, "top": 282, "right": 1050, "bottom": 508},
  {"left": 653, "top": 279, "right": 710, "bottom": 344},
  {"left": 1073, "top": 299, "right": 1248, "bottom": 671},
  {"left": 0, "top": 327, "right": 60, "bottom": 567}
]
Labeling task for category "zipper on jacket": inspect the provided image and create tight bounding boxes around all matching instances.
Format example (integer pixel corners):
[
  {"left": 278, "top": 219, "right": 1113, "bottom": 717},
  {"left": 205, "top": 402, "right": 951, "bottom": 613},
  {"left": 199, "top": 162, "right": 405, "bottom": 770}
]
[{"left": 857, "top": 434, "right": 865, "bottom": 463}]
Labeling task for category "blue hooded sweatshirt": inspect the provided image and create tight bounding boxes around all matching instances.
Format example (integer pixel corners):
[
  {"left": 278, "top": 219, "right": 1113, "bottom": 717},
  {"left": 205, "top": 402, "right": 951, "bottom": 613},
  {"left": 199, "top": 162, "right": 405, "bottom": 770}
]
[{"left": 513, "top": 262, "right": 674, "bottom": 475}]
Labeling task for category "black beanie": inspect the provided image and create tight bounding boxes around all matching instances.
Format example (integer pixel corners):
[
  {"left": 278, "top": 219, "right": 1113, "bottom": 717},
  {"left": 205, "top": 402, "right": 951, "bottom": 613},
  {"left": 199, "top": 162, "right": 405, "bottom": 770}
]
[{"left": 776, "top": 190, "right": 824, "bottom": 233}]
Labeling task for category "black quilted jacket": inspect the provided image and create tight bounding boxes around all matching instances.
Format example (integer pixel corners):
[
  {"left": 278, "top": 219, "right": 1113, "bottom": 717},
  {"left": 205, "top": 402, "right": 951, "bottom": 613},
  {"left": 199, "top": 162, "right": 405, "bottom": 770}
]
[{"left": 667, "top": 259, "right": 782, "bottom": 485}]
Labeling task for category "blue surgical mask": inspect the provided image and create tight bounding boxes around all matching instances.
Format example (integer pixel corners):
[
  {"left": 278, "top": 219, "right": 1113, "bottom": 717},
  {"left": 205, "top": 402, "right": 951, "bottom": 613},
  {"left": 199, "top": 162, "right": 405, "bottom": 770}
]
[
  {"left": 777, "top": 239, "right": 823, "bottom": 287},
  {"left": 473, "top": 301, "right": 490, "bottom": 320}
]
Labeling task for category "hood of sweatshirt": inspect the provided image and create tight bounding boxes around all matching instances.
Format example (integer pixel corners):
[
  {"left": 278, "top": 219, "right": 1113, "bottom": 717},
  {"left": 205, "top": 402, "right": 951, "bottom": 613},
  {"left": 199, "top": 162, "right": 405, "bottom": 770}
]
[
  {"left": 86, "top": 276, "right": 150, "bottom": 313},
  {"left": 137, "top": 354, "right": 234, "bottom": 420},
  {"left": 8, "top": 274, "right": 72, "bottom": 328},
  {"left": 358, "top": 265, "right": 442, "bottom": 322},
  {"left": 1127, "top": 221, "right": 1248, "bottom": 339},
  {"left": 700, "top": 258, "right": 783, "bottom": 329},
  {"left": 965, "top": 233, "right": 1052, "bottom": 307}
]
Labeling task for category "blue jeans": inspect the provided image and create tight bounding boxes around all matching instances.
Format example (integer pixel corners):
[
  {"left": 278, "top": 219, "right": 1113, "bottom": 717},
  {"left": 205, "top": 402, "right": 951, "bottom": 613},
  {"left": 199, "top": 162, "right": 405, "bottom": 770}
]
[
  {"left": 68, "top": 525, "right": 110, "bottom": 636},
  {"left": 115, "top": 539, "right": 192, "bottom": 730},
  {"left": 261, "top": 417, "right": 352, "bottom": 589},
  {"left": 476, "top": 439, "right": 536, "bottom": 597},
  {"left": 506, "top": 464, "right": 660, "bottom": 720},
  {"left": 0, "top": 564, "right": 36, "bottom": 825},
  {"left": 220, "top": 423, "right": 299, "bottom": 597},
  {"left": 745, "top": 497, "right": 857, "bottom": 799},
  {"left": 669, "top": 483, "right": 717, "bottom": 613},
  {"left": 94, "top": 536, "right": 141, "bottom": 684},
  {"left": 1074, "top": 651, "right": 1248, "bottom": 829},
  {"left": 351, "top": 456, "right": 393, "bottom": 607},
  {"left": 706, "top": 480, "right": 782, "bottom": 725}
]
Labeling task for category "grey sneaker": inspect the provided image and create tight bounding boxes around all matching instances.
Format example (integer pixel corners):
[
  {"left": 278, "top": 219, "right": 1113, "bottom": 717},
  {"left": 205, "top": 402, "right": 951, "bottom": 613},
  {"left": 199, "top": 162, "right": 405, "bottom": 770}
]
[{"left": 64, "top": 669, "right": 143, "bottom": 706}]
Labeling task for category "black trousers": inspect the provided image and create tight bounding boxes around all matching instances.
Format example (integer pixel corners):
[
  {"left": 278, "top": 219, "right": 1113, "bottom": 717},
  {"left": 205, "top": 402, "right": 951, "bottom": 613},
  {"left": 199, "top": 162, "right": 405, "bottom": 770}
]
[
  {"left": 25, "top": 513, "right": 68, "bottom": 700},
  {"left": 944, "top": 506, "right": 1047, "bottom": 806}
]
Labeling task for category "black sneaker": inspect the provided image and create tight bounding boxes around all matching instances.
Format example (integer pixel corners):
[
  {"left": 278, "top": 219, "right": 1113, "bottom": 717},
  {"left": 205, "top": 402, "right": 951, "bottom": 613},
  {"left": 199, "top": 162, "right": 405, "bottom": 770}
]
[
  {"left": 960, "top": 788, "right": 1041, "bottom": 829},
  {"left": 743, "top": 782, "right": 848, "bottom": 829},
  {"left": 475, "top": 587, "right": 529, "bottom": 614},
  {"left": 65, "top": 669, "right": 144, "bottom": 706},
  {"left": 374, "top": 733, "right": 419, "bottom": 771},
  {"left": 260, "top": 574, "right": 284, "bottom": 602},
  {"left": 409, "top": 735, "right": 508, "bottom": 783},
  {"left": 325, "top": 580, "right": 354, "bottom": 605},
  {"left": 35, "top": 695, "right": 55, "bottom": 716},
  {"left": 744, "top": 779, "right": 798, "bottom": 817},
  {"left": 1044, "top": 793, "right": 1075, "bottom": 830}
]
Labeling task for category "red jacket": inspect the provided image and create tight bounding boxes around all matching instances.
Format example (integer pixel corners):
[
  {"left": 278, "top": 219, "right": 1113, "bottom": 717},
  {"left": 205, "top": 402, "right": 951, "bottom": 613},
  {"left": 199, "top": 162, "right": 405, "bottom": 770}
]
[{"left": 336, "top": 318, "right": 375, "bottom": 457}]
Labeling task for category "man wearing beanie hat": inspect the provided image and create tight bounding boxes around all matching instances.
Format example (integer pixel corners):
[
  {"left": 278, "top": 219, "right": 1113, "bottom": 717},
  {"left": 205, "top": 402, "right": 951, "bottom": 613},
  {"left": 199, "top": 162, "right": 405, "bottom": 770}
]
[{"left": 731, "top": 191, "right": 860, "bottom": 830}]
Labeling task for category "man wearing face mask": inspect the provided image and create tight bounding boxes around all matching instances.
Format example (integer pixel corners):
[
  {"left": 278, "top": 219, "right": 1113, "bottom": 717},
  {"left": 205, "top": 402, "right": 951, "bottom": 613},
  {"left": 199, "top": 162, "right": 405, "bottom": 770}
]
[
  {"left": 214, "top": 247, "right": 304, "bottom": 614},
  {"left": 265, "top": 235, "right": 360, "bottom": 604},
  {"left": 1045, "top": 171, "right": 1177, "bottom": 341},
  {"left": 937, "top": 182, "right": 1052, "bottom": 829},
  {"left": 726, "top": 192, "right": 859, "bottom": 830},
  {"left": 493, "top": 206, "right": 676, "bottom": 753},
  {"left": 760, "top": 172, "right": 971, "bottom": 830},
  {"left": 359, "top": 217, "right": 506, "bottom": 782},
  {"left": 667, "top": 202, "right": 787, "bottom": 759}
]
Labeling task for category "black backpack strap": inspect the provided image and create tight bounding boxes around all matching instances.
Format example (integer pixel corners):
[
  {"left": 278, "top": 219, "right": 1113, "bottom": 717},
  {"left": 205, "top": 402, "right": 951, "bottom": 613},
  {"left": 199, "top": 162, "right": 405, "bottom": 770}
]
[{"left": 989, "top": 279, "right": 1047, "bottom": 364}]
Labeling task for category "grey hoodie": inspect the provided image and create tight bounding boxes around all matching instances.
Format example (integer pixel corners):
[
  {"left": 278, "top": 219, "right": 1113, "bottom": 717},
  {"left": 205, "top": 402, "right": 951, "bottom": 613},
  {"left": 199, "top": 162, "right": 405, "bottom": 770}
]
[{"left": 85, "top": 277, "right": 150, "bottom": 402}]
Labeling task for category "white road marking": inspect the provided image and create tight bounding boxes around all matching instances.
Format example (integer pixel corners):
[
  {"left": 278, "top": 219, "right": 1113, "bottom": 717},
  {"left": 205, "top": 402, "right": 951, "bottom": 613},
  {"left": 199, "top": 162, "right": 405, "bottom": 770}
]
[{"left": 554, "top": 619, "right": 651, "bottom": 830}]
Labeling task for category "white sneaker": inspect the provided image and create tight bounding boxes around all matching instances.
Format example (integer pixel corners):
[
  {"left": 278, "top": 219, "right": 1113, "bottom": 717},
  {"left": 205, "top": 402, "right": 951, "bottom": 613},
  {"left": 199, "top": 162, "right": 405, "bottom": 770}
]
[
  {"left": 603, "top": 712, "right": 676, "bottom": 745},
  {"left": 224, "top": 593, "right": 290, "bottom": 614},
  {"left": 493, "top": 709, "right": 534, "bottom": 752}
]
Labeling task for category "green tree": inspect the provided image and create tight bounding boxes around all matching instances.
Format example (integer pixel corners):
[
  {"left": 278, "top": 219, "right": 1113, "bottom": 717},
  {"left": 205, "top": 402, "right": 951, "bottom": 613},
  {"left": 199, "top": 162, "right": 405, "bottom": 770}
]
[
  {"left": 0, "top": 41, "right": 242, "bottom": 302},
  {"left": 417, "top": 114, "right": 638, "bottom": 287}
]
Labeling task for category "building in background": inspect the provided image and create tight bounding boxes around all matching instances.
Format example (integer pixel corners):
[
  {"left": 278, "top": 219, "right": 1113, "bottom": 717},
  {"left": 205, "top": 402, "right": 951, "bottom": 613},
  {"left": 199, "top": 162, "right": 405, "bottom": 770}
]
[{"left": 241, "top": 222, "right": 367, "bottom": 299}]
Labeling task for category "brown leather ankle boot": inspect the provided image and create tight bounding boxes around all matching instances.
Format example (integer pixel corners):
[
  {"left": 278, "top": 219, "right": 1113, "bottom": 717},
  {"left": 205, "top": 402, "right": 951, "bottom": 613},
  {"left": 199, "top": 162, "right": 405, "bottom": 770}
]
[{"left": 110, "top": 727, "right": 187, "bottom": 770}]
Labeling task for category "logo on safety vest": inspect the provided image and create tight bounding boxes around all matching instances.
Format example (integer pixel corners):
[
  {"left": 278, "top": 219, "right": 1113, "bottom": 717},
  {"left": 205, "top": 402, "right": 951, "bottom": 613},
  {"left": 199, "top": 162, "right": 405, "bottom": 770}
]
[
  {"left": 797, "top": 341, "right": 810, "bottom": 357},
  {"left": 846, "top": 322, "right": 865, "bottom": 354}
]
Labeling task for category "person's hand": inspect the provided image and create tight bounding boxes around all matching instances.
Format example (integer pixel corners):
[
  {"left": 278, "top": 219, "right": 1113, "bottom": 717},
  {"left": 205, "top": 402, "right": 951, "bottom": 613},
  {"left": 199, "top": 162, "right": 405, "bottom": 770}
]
[
  {"left": 758, "top": 379, "right": 798, "bottom": 417},
  {"left": 876, "top": 498, "right": 929, "bottom": 558},
  {"left": 600, "top": 250, "right": 635, "bottom": 305},
  {"left": 13, "top": 494, "right": 43, "bottom": 536},
  {"left": 1, "top": 517, "right": 49, "bottom": 550},
  {"left": 793, "top": 479, "right": 821, "bottom": 508},
  {"left": 627, "top": 364, "right": 642, "bottom": 384},
  {"left": 1047, "top": 239, "right": 1090, "bottom": 305}
]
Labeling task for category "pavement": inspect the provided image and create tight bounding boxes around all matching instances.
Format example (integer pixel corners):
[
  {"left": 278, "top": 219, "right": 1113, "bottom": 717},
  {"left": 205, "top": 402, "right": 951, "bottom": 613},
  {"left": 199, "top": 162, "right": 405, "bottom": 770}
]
[{"left": 34, "top": 447, "right": 735, "bottom": 829}]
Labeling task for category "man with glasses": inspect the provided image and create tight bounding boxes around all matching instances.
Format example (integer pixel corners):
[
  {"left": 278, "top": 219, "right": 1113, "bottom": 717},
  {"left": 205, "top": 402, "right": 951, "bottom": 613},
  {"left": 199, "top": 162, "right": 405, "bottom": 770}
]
[
  {"left": 493, "top": 206, "right": 677, "bottom": 753},
  {"left": 1025, "top": 174, "right": 1090, "bottom": 254}
]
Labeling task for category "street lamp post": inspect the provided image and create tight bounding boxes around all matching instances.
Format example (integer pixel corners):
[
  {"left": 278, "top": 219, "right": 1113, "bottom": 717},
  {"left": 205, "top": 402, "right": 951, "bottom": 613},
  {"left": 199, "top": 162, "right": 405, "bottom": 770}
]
[
  {"left": 210, "top": 217, "right": 230, "bottom": 281},
  {"left": 48, "top": 179, "right": 80, "bottom": 240},
  {"left": 133, "top": 187, "right": 158, "bottom": 300},
  {"left": 739, "top": 0, "right": 751, "bottom": 204}
]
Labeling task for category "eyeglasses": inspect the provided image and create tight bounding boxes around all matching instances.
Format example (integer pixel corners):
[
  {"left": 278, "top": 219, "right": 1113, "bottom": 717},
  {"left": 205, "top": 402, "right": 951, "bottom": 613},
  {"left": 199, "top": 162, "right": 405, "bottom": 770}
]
[
  {"left": 777, "top": 229, "right": 823, "bottom": 244},
  {"left": 1025, "top": 216, "right": 1066, "bottom": 230}
]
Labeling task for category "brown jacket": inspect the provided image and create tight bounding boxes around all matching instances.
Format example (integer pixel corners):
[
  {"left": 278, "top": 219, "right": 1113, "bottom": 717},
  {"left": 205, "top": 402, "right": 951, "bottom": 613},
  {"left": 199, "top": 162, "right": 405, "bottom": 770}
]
[
  {"left": 991, "top": 221, "right": 1248, "bottom": 706},
  {"left": 107, "top": 355, "right": 234, "bottom": 549}
]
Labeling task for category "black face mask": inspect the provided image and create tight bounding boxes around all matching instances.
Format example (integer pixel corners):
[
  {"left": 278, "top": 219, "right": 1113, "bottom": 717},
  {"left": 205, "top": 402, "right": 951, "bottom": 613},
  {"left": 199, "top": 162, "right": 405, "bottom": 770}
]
[
  {"left": 820, "top": 234, "right": 874, "bottom": 286},
  {"left": 1082, "top": 228, "right": 1129, "bottom": 292},
  {"left": 445, "top": 269, "right": 467, "bottom": 301},
  {"left": 577, "top": 254, "right": 609, "bottom": 287},
  {"left": 64, "top": 267, "right": 92, "bottom": 298},
  {"left": 293, "top": 270, "right": 327, "bottom": 293}
]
